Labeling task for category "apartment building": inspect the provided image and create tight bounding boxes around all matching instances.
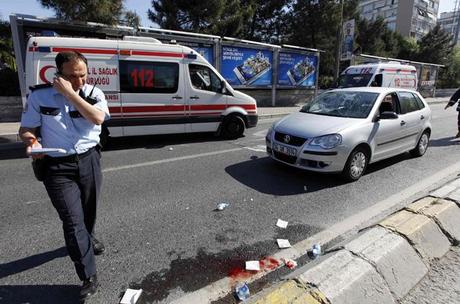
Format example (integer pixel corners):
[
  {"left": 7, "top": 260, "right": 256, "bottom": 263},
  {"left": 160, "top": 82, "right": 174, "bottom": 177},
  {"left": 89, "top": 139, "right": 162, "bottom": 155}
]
[
  {"left": 438, "top": 11, "right": 460, "bottom": 45},
  {"left": 358, "top": 0, "right": 439, "bottom": 40}
]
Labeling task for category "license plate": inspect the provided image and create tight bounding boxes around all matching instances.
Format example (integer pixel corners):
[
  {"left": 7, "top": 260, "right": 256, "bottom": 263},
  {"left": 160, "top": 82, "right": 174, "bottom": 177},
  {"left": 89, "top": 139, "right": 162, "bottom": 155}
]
[{"left": 273, "top": 143, "right": 297, "bottom": 156}]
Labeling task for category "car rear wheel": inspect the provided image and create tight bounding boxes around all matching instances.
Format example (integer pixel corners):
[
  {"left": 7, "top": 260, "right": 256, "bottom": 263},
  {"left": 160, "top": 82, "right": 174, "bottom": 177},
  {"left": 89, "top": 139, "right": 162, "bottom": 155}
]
[
  {"left": 410, "top": 131, "right": 429, "bottom": 157},
  {"left": 222, "top": 115, "right": 245, "bottom": 139},
  {"left": 341, "top": 147, "right": 369, "bottom": 182}
]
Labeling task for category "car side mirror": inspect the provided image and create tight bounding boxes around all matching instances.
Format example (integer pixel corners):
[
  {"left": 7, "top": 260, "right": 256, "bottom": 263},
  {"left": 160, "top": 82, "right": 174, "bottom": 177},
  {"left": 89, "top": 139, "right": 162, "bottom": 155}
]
[{"left": 379, "top": 111, "right": 398, "bottom": 120}]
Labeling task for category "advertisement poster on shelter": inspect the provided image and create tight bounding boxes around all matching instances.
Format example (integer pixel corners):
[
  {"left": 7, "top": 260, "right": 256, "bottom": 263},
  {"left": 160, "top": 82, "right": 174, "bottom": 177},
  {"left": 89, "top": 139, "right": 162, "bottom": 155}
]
[
  {"left": 221, "top": 46, "right": 273, "bottom": 87},
  {"left": 278, "top": 52, "right": 317, "bottom": 87}
]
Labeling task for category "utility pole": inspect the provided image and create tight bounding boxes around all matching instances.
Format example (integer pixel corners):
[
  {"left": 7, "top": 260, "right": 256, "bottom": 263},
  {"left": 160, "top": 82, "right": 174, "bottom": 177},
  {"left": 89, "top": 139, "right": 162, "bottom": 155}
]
[{"left": 335, "top": 0, "right": 344, "bottom": 80}]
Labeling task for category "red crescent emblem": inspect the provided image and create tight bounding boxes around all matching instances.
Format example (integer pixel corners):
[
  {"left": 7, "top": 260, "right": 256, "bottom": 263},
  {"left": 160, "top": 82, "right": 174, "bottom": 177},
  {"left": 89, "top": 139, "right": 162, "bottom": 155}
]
[{"left": 39, "top": 65, "right": 56, "bottom": 83}]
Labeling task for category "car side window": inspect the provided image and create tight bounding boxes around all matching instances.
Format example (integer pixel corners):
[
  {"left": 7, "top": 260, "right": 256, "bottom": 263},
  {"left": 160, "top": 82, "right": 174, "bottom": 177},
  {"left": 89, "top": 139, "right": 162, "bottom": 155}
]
[
  {"left": 189, "top": 64, "right": 221, "bottom": 93},
  {"left": 398, "top": 91, "right": 420, "bottom": 114},
  {"left": 412, "top": 93, "right": 426, "bottom": 109}
]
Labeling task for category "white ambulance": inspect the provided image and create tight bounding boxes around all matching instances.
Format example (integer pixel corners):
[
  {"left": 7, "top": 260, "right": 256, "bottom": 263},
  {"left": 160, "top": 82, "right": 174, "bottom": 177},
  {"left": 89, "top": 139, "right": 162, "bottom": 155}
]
[
  {"left": 338, "top": 62, "right": 418, "bottom": 90},
  {"left": 25, "top": 36, "right": 258, "bottom": 141}
]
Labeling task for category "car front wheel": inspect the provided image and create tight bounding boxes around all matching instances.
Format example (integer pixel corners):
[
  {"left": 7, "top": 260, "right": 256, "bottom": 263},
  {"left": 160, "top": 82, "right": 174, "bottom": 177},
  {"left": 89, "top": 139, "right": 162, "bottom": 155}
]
[{"left": 341, "top": 147, "right": 369, "bottom": 182}]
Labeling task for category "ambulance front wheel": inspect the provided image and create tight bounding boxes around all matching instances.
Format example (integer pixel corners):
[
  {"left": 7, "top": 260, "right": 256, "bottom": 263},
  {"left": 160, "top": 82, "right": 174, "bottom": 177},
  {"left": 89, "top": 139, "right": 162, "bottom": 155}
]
[{"left": 222, "top": 115, "right": 245, "bottom": 139}]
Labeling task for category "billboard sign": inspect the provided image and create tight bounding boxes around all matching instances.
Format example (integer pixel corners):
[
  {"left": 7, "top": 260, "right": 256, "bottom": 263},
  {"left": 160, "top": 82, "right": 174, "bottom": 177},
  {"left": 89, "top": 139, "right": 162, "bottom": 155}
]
[
  {"left": 278, "top": 52, "right": 318, "bottom": 87},
  {"left": 221, "top": 46, "right": 273, "bottom": 87},
  {"left": 341, "top": 19, "right": 355, "bottom": 61}
]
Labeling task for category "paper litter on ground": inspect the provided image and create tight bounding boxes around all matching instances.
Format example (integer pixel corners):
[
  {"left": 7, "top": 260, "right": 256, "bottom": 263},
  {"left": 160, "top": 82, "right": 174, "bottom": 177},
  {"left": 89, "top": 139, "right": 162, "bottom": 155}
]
[
  {"left": 120, "top": 288, "right": 143, "bottom": 304},
  {"left": 245, "top": 260, "right": 260, "bottom": 271},
  {"left": 276, "top": 219, "right": 288, "bottom": 229},
  {"left": 277, "top": 239, "right": 292, "bottom": 249}
]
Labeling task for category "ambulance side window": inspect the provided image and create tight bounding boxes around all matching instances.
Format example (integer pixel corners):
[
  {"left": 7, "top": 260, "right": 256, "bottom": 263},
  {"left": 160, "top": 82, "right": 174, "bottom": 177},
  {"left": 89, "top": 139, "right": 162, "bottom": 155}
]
[
  {"left": 189, "top": 64, "right": 222, "bottom": 93},
  {"left": 119, "top": 60, "right": 179, "bottom": 93}
]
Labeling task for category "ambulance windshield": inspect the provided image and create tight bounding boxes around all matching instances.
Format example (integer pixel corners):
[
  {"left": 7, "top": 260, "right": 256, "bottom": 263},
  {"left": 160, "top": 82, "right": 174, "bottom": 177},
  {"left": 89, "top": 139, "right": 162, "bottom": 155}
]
[{"left": 338, "top": 74, "right": 373, "bottom": 88}]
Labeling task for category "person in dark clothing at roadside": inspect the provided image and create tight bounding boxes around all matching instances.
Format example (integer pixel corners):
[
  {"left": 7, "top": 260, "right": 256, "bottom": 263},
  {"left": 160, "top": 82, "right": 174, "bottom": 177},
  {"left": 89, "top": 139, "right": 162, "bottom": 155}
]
[{"left": 445, "top": 88, "right": 460, "bottom": 138}]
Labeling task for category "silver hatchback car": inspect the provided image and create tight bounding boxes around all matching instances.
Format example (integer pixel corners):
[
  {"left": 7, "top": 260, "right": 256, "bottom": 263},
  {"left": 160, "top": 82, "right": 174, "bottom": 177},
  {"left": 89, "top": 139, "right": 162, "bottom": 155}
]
[{"left": 266, "top": 87, "right": 432, "bottom": 181}]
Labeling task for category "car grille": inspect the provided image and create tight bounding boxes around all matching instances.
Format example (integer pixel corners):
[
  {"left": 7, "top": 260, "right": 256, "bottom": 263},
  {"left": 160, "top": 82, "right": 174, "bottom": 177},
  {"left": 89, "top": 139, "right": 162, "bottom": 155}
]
[
  {"left": 274, "top": 132, "right": 307, "bottom": 147},
  {"left": 273, "top": 151, "right": 297, "bottom": 164}
]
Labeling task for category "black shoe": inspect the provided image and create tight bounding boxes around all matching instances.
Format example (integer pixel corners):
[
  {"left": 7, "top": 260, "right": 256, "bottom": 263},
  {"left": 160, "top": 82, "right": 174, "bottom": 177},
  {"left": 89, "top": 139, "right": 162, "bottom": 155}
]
[
  {"left": 92, "top": 237, "right": 105, "bottom": 255},
  {"left": 80, "top": 274, "right": 99, "bottom": 302}
]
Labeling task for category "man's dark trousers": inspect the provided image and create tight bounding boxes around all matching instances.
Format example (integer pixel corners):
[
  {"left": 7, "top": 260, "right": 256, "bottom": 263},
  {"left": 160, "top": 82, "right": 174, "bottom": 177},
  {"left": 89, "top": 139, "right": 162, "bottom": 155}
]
[{"left": 43, "top": 148, "right": 102, "bottom": 280}]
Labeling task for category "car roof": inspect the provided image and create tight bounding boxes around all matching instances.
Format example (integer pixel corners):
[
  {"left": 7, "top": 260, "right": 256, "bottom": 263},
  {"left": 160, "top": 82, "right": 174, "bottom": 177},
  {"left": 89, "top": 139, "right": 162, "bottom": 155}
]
[{"left": 327, "top": 87, "right": 417, "bottom": 94}]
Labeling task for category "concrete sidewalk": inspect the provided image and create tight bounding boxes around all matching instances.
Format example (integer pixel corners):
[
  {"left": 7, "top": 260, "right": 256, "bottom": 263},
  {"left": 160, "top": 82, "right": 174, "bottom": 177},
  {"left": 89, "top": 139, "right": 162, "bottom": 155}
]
[
  {"left": 244, "top": 181, "right": 460, "bottom": 304},
  {"left": 0, "top": 97, "right": 449, "bottom": 146}
]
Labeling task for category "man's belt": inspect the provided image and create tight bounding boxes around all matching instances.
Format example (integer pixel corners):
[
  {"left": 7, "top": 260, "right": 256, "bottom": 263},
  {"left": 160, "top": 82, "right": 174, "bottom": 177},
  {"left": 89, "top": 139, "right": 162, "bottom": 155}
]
[{"left": 45, "top": 146, "right": 97, "bottom": 163}]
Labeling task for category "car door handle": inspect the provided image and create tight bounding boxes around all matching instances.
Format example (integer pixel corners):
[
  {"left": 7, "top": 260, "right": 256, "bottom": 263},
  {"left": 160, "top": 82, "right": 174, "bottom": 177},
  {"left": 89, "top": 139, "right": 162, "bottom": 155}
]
[
  {"left": 172, "top": 95, "right": 183, "bottom": 100},
  {"left": 400, "top": 120, "right": 406, "bottom": 126},
  {"left": 420, "top": 115, "right": 425, "bottom": 120},
  {"left": 190, "top": 96, "right": 200, "bottom": 100}
]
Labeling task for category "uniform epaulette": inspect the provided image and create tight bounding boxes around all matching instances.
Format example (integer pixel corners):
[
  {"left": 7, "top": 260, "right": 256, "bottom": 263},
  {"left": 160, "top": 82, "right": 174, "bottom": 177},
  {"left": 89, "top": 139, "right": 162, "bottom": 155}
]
[{"left": 29, "top": 83, "right": 53, "bottom": 92}]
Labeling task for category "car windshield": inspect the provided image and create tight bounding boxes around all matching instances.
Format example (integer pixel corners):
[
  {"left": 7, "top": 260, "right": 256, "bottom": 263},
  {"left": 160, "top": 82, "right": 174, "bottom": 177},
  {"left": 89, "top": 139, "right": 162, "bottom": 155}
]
[
  {"left": 300, "top": 91, "right": 379, "bottom": 118},
  {"left": 338, "top": 74, "right": 373, "bottom": 88}
]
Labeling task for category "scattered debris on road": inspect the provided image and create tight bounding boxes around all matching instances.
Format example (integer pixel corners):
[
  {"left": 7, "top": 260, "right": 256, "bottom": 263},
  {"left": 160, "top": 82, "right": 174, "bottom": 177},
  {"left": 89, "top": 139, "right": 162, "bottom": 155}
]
[
  {"left": 235, "top": 282, "right": 250, "bottom": 301},
  {"left": 276, "top": 219, "right": 288, "bottom": 228},
  {"left": 281, "top": 258, "right": 298, "bottom": 269},
  {"left": 120, "top": 288, "right": 142, "bottom": 304},
  {"left": 277, "top": 239, "right": 292, "bottom": 248},
  {"left": 245, "top": 260, "right": 260, "bottom": 271},
  {"left": 216, "top": 202, "right": 229, "bottom": 211}
]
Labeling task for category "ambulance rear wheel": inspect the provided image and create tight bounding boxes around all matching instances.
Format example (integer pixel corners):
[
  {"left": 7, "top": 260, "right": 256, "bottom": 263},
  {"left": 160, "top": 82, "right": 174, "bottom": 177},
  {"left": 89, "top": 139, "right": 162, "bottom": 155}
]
[{"left": 222, "top": 115, "right": 245, "bottom": 139}]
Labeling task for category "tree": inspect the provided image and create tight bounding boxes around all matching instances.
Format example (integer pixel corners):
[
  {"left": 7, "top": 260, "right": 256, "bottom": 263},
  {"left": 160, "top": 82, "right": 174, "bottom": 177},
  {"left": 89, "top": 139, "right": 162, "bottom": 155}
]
[
  {"left": 0, "top": 21, "right": 16, "bottom": 70},
  {"left": 38, "top": 0, "right": 124, "bottom": 25},
  {"left": 121, "top": 10, "right": 141, "bottom": 28},
  {"left": 415, "top": 25, "right": 454, "bottom": 64},
  {"left": 355, "top": 16, "right": 400, "bottom": 57},
  {"left": 239, "top": 0, "right": 291, "bottom": 44},
  {"left": 438, "top": 46, "right": 460, "bottom": 88}
]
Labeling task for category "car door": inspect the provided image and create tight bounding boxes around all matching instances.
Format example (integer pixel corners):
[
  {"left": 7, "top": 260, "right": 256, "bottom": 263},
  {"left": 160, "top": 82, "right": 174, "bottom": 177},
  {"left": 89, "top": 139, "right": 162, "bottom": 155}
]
[
  {"left": 186, "top": 63, "right": 227, "bottom": 132},
  {"left": 373, "top": 93, "right": 405, "bottom": 161},
  {"left": 396, "top": 91, "right": 424, "bottom": 150}
]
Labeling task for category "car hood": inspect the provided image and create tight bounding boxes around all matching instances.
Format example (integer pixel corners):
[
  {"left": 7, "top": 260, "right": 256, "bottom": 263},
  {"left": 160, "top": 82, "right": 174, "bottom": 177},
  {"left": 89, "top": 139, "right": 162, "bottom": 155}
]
[{"left": 274, "top": 112, "right": 363, "bottom": 138}]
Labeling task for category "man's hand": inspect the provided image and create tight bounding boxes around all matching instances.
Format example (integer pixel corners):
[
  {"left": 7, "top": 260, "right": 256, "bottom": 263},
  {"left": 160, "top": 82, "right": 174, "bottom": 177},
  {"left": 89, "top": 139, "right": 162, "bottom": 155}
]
[
  {"left": 53, "top": 75, "right": 75, "bottom": 98},
  {"left": 26, "top": 138, "right": 44, "bottom": 159}
]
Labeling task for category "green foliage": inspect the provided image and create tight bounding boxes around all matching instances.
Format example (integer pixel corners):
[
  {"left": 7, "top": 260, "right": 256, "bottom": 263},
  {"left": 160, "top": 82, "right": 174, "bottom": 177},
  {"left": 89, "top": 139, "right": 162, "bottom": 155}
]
[
  {"left": 121, "top": 10, "right": 141, "bottom": 28},
  {"left": 415, "top": 25, "right": 454, "bottom": 64},
  {"left": 438, "top": 47, "right": 460, "bottom": 88},
  {"left": 39, "top": 0, "right": 124, "bottom": 25},
  {"left": 0, "top": 21, "right": 16, "bottom": 71}
]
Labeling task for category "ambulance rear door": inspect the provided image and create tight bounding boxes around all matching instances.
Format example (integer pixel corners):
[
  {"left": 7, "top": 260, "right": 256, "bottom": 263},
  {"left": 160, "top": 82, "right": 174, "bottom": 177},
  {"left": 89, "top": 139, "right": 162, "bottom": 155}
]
[{"left": 118, "top": 43, "right": 186, "bottom": 136}]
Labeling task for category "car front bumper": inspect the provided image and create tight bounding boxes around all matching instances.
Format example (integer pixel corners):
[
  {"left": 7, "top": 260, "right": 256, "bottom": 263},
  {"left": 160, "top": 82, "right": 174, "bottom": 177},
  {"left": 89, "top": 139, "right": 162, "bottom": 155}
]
[{"left": 266, "top": 136, "right": 351, "bottom": 173}]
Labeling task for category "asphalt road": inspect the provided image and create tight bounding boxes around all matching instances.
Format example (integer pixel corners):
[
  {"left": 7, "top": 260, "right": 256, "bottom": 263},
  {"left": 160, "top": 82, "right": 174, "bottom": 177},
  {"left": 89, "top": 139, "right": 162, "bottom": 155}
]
[{"left": 1, "top": 103, "right": 459, "bottom": 304}]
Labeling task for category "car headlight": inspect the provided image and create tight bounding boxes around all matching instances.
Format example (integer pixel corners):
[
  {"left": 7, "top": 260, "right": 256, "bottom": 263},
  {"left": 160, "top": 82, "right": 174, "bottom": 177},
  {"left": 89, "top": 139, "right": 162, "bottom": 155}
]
[{"left": 309, "top": 134, "right": 342, "bottom": 149}]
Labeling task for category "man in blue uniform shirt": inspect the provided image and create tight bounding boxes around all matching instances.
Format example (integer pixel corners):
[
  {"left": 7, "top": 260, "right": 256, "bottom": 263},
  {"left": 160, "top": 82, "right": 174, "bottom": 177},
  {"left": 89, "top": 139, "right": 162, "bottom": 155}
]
[{"left": 19, "top": 50, "right": 110, "bottom": 302}]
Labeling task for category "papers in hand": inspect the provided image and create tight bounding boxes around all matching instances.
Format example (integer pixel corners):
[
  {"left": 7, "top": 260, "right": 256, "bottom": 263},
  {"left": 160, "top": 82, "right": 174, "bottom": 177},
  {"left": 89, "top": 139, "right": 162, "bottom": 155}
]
[{"left": 30, "top": 148, "right": 67, "bottom": 155}]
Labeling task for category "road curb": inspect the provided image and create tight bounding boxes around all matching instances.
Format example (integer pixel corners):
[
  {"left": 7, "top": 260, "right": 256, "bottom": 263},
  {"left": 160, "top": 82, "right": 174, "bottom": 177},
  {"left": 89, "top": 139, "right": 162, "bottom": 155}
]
[{"left": 246, "top": 193, "right": 460, "bottom": 304}]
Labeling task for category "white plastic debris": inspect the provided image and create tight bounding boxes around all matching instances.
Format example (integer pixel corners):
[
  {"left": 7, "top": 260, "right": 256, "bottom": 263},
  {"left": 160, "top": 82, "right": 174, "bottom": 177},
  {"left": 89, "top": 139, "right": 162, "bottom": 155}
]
[
  {"left": 245, "top": 260, "right": 260, "bottom": 271},
  {"left": 168, "top": 147, "right": 173, "bottom": 151},
  {"left": 120, "top": 288, "right": 142, "bottom": 304},
  {"left": 216, "top": 202, "right": 229, "bottom": 211},
  {"left": 276, "top": 219, "right": 288, "bottom": 229},
  {"left": 276, "top": 239, "right": 291, "bottom": 249}
]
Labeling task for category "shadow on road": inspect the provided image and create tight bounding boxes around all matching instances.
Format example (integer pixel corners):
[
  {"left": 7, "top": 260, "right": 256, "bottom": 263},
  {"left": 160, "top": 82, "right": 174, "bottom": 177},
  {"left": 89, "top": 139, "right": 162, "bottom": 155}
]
[
  {"left": 225, "top": 156, "right": 346, "bottom": 195},
  {"left": 103, "top": 132, "right": 228, "bottom": 151},
  {"left": 0, "top": 247, "right": 67, "bottom": 279},
  {"left": 225, "top": 153, "right": 421, "bottom": 195},
  {"left": 0, "top": 285, "right": 80, "bottom": 304},
  {"left": 428, "top": 136, "right": 460, "bottom": 147}
]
